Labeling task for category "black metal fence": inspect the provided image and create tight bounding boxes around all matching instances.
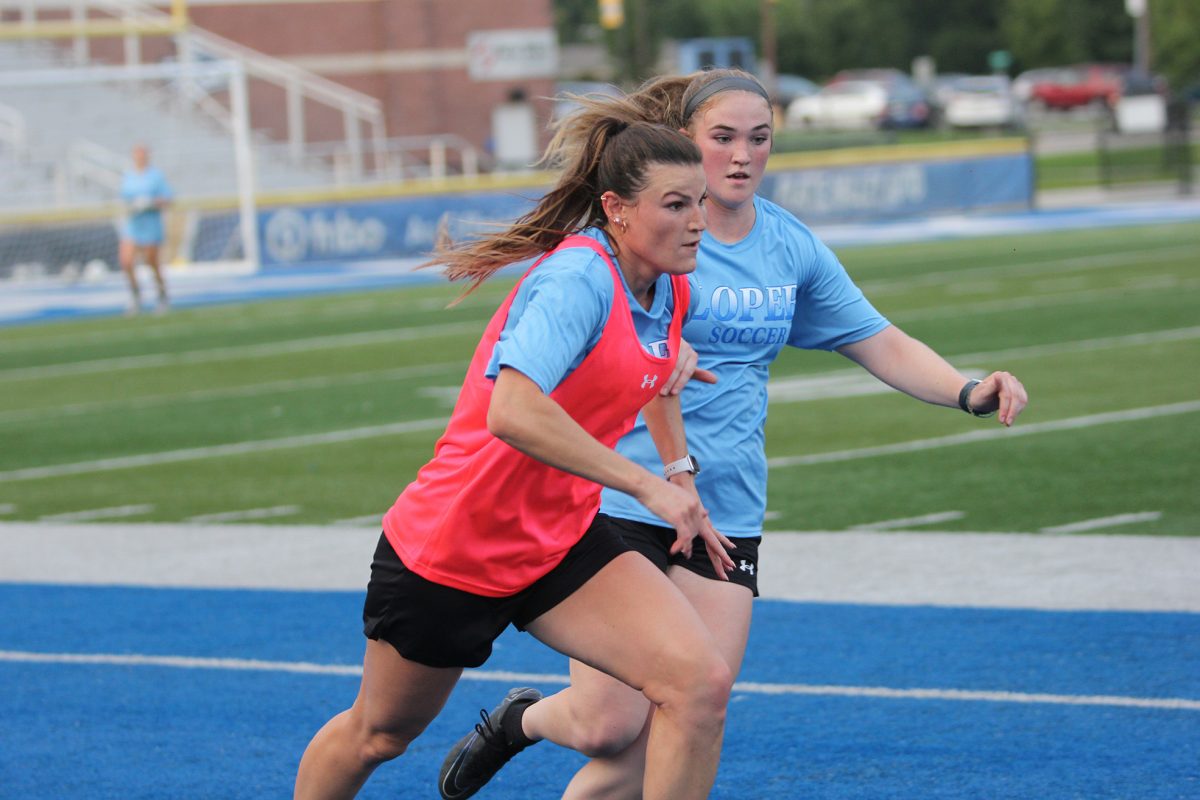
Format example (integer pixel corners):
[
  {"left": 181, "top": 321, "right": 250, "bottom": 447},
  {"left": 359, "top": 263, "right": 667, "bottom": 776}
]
[{"left": 1096, "top": 98, "right": 1193, "bottom": 195}]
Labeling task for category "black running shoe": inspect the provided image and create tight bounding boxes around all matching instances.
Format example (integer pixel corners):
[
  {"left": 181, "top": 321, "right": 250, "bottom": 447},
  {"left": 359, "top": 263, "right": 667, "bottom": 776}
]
[{"left": 438, "top": 686, "right": 542, "bottom": 800}]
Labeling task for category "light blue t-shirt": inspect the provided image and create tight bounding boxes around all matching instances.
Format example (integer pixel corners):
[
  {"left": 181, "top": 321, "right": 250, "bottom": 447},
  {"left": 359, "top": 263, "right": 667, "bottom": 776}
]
[
  {"left": 120, "top": 167, "right": 172, "bottom": 245},
  {"left": 485, "top": 228, "right": 682, "bottom": 392},
  {"left": 600, "top": 195, "right": 890, "bottom": 537}
]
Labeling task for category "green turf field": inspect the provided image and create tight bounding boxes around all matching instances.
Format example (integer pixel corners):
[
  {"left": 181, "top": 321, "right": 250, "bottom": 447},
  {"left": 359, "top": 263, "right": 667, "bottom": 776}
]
[{"left": 2, "top": 222, "right": 1197, "bottom": 535}]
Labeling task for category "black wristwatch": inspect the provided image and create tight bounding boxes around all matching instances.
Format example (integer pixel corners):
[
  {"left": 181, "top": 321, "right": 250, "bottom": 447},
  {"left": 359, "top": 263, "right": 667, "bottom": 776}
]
[{"left": 958, "top": 378, "right": 995, "bottom": 418}]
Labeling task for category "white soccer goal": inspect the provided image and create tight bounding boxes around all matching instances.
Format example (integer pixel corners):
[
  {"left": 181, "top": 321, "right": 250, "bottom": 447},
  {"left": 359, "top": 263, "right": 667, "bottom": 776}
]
[{"left": 0, "top": 53, "right": 259, "bottom": 281}]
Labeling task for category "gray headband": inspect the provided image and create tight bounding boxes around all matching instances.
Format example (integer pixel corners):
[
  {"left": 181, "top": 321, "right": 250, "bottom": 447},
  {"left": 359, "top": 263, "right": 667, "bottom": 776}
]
[{"left": 683, "top": 76, "right": 771, "bottom": 121}]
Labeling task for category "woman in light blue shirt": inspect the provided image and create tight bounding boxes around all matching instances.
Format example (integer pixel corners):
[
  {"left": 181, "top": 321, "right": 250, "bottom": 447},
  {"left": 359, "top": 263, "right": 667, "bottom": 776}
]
[
  {"left": 119, "top": 144, "right": 173, "bottom": 314},
  {"left": 439, "top": 71, "right": 1029, "bottom": 800}
]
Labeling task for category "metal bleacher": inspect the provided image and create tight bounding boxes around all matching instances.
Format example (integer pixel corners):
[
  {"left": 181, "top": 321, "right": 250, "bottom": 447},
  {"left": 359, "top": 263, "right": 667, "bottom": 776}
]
[
  {"left": 0, "top": 38, "right": 337, "bottom": 213},
  {"left": 0, "top": 0, "right": 492, "bottom": 221}
]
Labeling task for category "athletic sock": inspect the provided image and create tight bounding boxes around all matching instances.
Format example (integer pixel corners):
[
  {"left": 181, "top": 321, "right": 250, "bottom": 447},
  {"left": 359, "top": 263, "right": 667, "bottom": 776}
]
[{"left": 501, "top": 697, "right": 539, "bottom": 749}]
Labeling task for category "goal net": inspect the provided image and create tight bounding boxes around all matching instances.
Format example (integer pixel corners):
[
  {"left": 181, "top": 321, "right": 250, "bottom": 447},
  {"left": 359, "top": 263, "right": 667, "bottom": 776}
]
[{"left": 0, "top": 50, "right": 259, "bottom": 283}]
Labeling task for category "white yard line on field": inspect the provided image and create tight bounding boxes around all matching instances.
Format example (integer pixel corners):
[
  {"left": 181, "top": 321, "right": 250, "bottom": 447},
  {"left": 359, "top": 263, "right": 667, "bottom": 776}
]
[
  {"left": 5, "top": 325, "right": 1192, "bottom": 427},
  {"left": 0, "top": 416, "right": 449, "bottom": 482},
  {"left": 0, "top": 649, "right": 1195, "bottom": 711},
  {"left": 5, "top": 318, "right": 1195, "bottom": 426},
  {"left": 0, "top": 361, "right": 466, "bottom": 425},
  {"left": 889, "top": 279, "right": 1200, "bottom": 324},
  {"left": 946, "top": 326, "right": 1200, "bottom": 365},
  {"left": 330, "top": 514, "right": 385, "bottom": 527},
  {"left": 764, "top": 326, "right": 1199, "bottom": 403},
  {"left": 185, "top": 505, "right": 301, "bottom": 523},
  {"left": 857, "top": 242, "right": 1196, "bottom": 296},
  {"left": 39, "top": 505, "right": 154, "bottom": 522},
  {"left": 0, "top": 320, "right": 483, "bottom": 382},
  {"left": 1041, "top": 512, "right": 1164, "bottom": 534},
  {"left": 850, "top": 511, "right": 965, "bottom": 531},
  {"left": 765, "top": 400, "right": 1200, "bottom": 470},
  {"left": 5, "top": 401, "right": 1198, "bottom": 484},
  {"left": 767, "top": 370, "right": 910, "bottom": 402},
  {"left": 7, "top": 240, "right": 1195, "bottom": 386}
]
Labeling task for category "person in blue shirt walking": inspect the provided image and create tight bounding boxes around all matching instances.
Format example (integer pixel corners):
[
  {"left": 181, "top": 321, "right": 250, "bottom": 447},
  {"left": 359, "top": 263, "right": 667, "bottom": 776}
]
[
  {"left": 119, "top": 144, "right": 173, "bottom": 314},
  {"left": 438, "top": 69, "right": 1029, "bottom": 800}
]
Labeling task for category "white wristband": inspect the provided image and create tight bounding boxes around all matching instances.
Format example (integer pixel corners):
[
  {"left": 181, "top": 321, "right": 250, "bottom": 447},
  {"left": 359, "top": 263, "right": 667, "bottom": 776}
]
[{"left": 663, "top": 455, "right": 700, "bottom": 478}]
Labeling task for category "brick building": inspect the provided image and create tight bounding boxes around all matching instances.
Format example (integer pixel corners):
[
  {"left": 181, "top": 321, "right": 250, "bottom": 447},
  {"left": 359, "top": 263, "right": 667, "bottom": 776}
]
[{"left": 181, "top": 0, "right": 558, "bottom": 160}]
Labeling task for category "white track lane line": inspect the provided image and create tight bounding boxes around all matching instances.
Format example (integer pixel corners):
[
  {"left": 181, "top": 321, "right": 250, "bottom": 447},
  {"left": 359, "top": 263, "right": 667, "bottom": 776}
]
[{"left": 0, "top": 650, "right": 1195, "bottom": 712}]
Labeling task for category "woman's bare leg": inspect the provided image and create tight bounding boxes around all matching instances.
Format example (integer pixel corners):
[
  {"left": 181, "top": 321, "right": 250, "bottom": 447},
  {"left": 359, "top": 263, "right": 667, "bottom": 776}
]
[
  {"left": 558, "top": 706, "right": 650, "bottom": 800},
  {"left": 294, "top": 638, "right": 461, "bottom": 799},
  {"left": 525, "top": 553, "right": 733, "bottom": 800},
  {"left": 554, "top": 567, "right": 754, "bottom": 800},
  {"left": 523, "top": 659, "right": 652, "bottom": 759},
  {"left": 118, "top": 239, "right": 141, "bottom": 312},
  {"left": 142, "top": 243, "right": 168, "bottom": 308}
]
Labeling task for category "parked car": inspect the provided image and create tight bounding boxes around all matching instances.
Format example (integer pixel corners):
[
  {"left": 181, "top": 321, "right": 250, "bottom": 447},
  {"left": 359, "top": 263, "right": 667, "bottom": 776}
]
[
  {"left": 941, "top": 75, "right": 1022, "bottom": 129},
  {"left": 1110, "top": 69, "right": 1169, "bottom": 133},
  {"left": 880, "top": 81, "right": 934, "bottom": 128},
  {"left": 930, "top": 72, "right": 972, "bottom": 111},
  {"left": 1012, "top": 67, "right": 1062, "bottom": 105},
  {"left": 771, "top": 73, "right": 820, "bottom": 106},
  {"left": 786, "top": 78, "right": 931, "bottom": 131},
  {"left": 828, "top": 67, "right": 911, "bottom": 88},
  {"left": 1020, "top": 63, "right": 1129, "bottom": 111}
]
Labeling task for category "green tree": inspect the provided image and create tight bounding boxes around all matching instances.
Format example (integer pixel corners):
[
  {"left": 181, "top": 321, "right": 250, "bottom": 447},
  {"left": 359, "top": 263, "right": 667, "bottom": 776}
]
[
  {"left": 554, "top": 0, "right": 597, "bottom": 44},
  {"left": 906, "top": 0, "right": 1005, "bottom": 74},
  {"left": 554, "top": 0, "right": 1200, "bottom": 90},
  {"left": 999, "top": 0, "right": 1131, "bottom": 71},
  {"left": 774, "top": 0, "right": 912, "bottom": 80},
  {"left": 1150, "top": 0, "right": 1200, "bottom": 94}
]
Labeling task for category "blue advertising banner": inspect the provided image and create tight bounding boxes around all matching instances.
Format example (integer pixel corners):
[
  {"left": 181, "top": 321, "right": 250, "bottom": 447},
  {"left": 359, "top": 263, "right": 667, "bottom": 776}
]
[
  {"left": 257, "top": 191, "right": 540, "bottom": 268},
  {"left": 759, "top": 153, "right": 1033, "bottom": 224},
  {"left": 254, "top": 152, "right": 1033, "bottom": 268}
]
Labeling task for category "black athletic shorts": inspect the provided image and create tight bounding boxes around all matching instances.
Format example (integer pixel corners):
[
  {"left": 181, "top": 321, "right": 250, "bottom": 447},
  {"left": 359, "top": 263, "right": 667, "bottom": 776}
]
[
  {"left": 597, "top": 513, "right": 760, "bottom": 596},
  {"left": 362, "top": 517, "right": 630, "bottom": 669}
]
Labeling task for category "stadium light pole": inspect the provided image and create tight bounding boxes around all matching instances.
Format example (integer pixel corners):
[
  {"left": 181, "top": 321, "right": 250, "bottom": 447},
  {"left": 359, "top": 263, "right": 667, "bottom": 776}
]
[
  {"left": 1126, "top": 0, "right": 1151, "bottom": 73},
  {"left": 760, "top": 0, "right": 778, "bottom": 102},
  {"left": 630, "top": 0, "right": 650, "bottom": 82}
]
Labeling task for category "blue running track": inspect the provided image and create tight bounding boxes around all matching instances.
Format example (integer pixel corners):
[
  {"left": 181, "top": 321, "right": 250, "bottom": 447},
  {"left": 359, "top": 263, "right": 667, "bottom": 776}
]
[{"left": 1, "top": 584, "right": 1197, "bottom": 798}]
